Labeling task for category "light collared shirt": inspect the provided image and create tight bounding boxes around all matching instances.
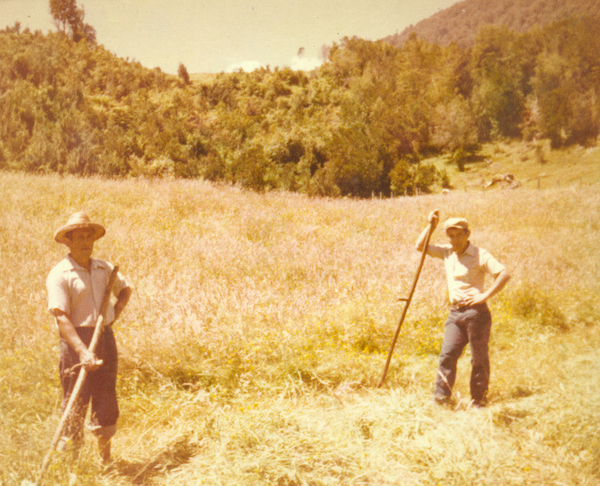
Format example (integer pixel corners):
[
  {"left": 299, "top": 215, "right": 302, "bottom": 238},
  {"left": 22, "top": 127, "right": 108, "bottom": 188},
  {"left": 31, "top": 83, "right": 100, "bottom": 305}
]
[
  {"left": 427, "top": 242, "right": 506, "bottom": 305},
  {"left": 46, "top": 255, "right": 130, "bottom": 327}
]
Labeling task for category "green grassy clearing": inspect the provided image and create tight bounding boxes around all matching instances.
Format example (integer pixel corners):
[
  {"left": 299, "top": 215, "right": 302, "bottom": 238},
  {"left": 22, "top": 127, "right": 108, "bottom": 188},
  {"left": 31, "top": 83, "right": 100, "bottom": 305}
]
[{"left": 429, "top": 141, "right": 600, "bottom": 192}]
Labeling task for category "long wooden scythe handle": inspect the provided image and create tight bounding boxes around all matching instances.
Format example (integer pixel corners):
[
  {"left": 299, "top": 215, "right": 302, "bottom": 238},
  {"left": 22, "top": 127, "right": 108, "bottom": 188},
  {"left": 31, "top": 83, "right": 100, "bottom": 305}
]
[
  {"left": 38, "top": 266, "right": 119, "bottom": 483},
  {"left": 377, "top": 212, "right": 438, "bottom": 387}
]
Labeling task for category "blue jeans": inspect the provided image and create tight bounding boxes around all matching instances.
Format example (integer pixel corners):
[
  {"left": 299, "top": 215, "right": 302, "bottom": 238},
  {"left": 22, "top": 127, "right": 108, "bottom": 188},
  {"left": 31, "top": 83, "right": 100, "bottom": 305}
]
[{"left": 433, "top": 303, "right": 492, "bottom": 402}]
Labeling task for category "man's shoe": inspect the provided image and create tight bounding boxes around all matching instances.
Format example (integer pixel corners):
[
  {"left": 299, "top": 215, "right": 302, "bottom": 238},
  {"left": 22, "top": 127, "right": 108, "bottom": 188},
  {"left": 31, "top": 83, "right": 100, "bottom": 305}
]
[{"left": 432, "top": 395, "right": 451, "bottom": 406}]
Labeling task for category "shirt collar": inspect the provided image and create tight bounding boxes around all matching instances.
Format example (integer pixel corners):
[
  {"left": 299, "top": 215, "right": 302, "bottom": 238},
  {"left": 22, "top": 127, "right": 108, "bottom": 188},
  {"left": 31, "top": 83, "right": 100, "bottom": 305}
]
[
  {"left": 459, "top": 242, "right": 476, "bottom": 257},
  {"left": 64, "top": 254, "right": 107, "bottom": 272}
]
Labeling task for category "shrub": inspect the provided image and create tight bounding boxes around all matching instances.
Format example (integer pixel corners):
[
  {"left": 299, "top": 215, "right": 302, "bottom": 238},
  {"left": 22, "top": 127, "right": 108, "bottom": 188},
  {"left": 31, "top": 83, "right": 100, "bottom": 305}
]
[{"left": 507, "top": 283, "right": 568, "bottom": 330}]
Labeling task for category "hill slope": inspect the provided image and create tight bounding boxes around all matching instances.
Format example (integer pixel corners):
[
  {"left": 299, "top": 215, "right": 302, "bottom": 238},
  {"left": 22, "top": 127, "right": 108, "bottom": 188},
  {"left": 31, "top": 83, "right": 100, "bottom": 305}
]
[
  {"left": 430, "top": 141, "right": 600, "bottom": 192},
  {"left": 385, "top": 0, "right": 600, "bottom": 48}
]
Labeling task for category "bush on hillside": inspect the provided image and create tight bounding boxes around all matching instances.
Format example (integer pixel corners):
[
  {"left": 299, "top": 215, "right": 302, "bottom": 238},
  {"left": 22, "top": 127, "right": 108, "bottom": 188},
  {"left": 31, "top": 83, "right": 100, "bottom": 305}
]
[{"left": 1, "top": 15, "right": 599, "bottom": 195}]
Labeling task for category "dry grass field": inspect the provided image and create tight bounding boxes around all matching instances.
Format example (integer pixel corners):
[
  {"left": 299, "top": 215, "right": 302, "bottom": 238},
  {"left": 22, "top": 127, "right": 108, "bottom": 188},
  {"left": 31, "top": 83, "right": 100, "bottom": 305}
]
[{"left": 1, "top": 165, "right": 599, "bottom": 485}]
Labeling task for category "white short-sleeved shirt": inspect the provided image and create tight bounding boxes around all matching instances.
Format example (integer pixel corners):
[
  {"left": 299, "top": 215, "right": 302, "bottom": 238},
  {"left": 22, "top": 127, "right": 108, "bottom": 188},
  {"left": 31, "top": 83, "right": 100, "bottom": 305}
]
[
  {"left": 46, "top": 255, "right": 130, "bottom": 327},
  {"left": 427, "top": 242, "right": 506, "bottom": 305}
]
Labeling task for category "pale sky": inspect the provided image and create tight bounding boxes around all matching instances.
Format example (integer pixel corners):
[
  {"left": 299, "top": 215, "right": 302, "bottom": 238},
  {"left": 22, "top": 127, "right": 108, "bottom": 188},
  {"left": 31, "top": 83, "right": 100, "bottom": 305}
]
[{"left": 0, "top": 0, "right": 458, "bottom": 74}]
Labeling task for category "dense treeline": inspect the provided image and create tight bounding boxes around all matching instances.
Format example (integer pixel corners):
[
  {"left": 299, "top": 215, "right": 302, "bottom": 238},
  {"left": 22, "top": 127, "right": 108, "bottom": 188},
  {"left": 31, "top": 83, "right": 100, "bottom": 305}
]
[
  {"left": 386, "top": 0, "right": 600, "bottom": 49},
  {"left": 1, "top": 16, "right": 599, "bottom": 196}
]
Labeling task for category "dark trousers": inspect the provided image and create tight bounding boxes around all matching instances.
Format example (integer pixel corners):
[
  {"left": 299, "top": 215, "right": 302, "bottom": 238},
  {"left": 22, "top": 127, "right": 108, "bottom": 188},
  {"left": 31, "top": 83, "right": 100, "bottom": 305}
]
[
  {"left": 59, "top": 327, "right": 119, "bottom": 444},
  {"left": 433, "top": 303, "right": 492, "bottom": 402}
]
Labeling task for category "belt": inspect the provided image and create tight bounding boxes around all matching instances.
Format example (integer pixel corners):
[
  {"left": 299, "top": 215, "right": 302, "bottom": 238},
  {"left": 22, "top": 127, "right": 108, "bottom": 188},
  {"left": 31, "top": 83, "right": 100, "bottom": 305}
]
[{"left": 450, "top": 302, "right": 487, "bottom": 311}]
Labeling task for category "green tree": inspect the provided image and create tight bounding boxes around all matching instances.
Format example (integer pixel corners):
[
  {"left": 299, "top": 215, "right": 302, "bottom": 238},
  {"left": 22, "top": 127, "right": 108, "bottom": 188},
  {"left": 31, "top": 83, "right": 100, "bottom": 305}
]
[
  {"left": 530, "top": 51, "right": 574, "bottom": 147},
  {"left": 432, "top": 97, "right": 479, "bottom": 171},
  {"left": 470, "top": 25, "right": 530, "bottom": 138},
  {"left": 50, "top": 0, "right": 96, "bottom": 43},
  {"left": 324, "top": 120, "right": 384, "bottom": 198},
  {"left": 530, "top": 18, "right": 600, "bottom": 146},
  {"left": 389, "top": 160, "right": 445, "bottom": 195},
  {"left": 178, "top": 63, "right": 190, "bottom": 85}
]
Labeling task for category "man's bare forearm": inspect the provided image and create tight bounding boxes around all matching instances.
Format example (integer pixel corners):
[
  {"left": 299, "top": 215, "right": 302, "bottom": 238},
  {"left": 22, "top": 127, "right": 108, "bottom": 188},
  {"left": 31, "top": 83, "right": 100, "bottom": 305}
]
[
  {"left": 112, "top": 287, "right": 132, "bottom": 323},
  {"left": 483, "top": 269, "right": 511, "bottom": 302},
  {"left": 415, "top": 211, "right": 439, "bottom": 252},
  {"left": 415, "top": 226, "right": 431, "bottom": 252}
]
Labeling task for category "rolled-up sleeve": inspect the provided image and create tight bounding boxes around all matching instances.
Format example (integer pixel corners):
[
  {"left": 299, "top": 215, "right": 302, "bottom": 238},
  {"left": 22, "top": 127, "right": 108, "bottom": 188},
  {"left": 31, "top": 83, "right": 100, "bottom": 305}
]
[
  {"left": 480, "top": 249, "right": 506, "bottom": 277},
  {"left": 46, "top": 267, "right": 70, "bottom": 316},
  {"left": 112, "top": 268, "right": 131, "bottom": 297}
]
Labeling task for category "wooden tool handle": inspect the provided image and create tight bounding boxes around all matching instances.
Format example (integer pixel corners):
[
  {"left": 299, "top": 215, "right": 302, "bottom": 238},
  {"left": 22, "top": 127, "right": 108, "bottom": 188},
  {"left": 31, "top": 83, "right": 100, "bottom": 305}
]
[{"left": 377, "top": 213, "right": 438, "bottom": 388}]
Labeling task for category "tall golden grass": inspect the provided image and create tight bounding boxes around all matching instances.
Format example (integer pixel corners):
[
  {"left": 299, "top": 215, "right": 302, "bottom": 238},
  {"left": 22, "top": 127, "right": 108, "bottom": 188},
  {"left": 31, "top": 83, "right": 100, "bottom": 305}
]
[{"left": 1, "top": 172, "right": 599, "bottom": 485}]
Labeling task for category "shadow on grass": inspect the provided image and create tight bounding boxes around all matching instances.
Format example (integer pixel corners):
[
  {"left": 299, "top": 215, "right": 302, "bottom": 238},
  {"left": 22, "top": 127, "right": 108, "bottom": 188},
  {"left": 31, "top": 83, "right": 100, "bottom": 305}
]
[{"left": 111, "top": 434, "right": 201, "bottom": 485}]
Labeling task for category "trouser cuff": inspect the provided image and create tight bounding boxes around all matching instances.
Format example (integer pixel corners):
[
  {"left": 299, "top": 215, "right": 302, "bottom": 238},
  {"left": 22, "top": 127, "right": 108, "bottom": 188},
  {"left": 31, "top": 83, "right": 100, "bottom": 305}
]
[{"left": 86, "top": 423, "right": 117, "bottom": 440}]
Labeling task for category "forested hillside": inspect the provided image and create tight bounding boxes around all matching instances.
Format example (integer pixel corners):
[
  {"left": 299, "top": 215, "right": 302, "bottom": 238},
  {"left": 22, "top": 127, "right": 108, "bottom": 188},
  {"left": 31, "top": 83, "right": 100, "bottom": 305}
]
[
  {"left": 1, "top": 12, "right": 599, "bottom": 197},
  {"left": 385, "top": 0, "right": 600, "bottom": 48}
]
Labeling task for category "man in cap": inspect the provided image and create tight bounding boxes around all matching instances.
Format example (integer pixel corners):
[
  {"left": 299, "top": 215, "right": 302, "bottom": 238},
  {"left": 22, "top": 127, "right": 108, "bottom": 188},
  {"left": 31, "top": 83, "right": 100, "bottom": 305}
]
[
  {"left": 46, "top": 211, "right": 132, "bottom": 463},
  {"left": 416, "top": 212, "right": 510, "bottom": 408}
]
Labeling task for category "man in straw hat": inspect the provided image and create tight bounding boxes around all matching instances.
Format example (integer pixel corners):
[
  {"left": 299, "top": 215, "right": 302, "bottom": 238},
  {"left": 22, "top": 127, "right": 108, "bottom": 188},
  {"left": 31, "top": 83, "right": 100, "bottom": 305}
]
[
  {"left": 46, "top": 211, "right": 132, "bottom": 463},
  {"left": 416, "top": 213, "right": 510, "bottom": 408}
]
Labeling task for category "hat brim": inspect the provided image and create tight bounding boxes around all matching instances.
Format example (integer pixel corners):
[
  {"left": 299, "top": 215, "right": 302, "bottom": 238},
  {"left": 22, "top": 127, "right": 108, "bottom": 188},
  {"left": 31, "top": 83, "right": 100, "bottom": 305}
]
[{"left": 54, "top": 223, "right": 105, "bottom": 245}]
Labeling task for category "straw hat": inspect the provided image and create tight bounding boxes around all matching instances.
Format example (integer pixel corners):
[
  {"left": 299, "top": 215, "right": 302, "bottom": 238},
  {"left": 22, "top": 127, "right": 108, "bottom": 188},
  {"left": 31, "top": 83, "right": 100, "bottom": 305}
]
[{"left": 54, "top": 211, "right": 105, "bottom": 245}]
